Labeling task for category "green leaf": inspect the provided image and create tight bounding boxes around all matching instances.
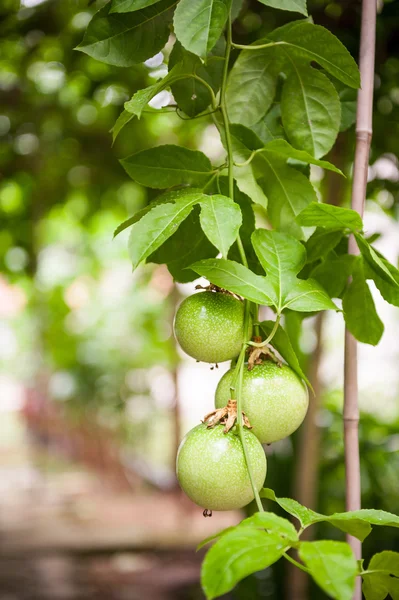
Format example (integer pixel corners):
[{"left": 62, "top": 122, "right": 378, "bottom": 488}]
[
  {"left": 363, "top": 573, "right": 393, "bottom": 600},
  {"left": 128, "top": 188, "right": 205, "bottom": 269},
  {"left": 112, "top": 109, "right": 136, "bottom": 142},
  {"left": 149, "top": 206, "right": 218, "bottom": 282},
  {"left": 281, "top": 66, "right": 341, "bottom": 158},
  {"left": 76, "top": 0, "right": 176, "bottom": 66},
  {"left": 299, "top": 540, "right": 357, "bottom": 600},
  {"left": 226, "top": 47, "right": 281, "bottom": 127},
  {"left": 368, "top": 551, "right": 399, "bottom": 577},
  {"left": 296, "top": 202, "right": 363, "bottom": 232},
  {"left": 259, "top": 321, "right": 311, "bottom": 386},
  {"left": 173, "top": 0, "right": 230, "bottom": 58},
  {"left": 354, "top": 233, "right": 399, "bottom": 287},
  {"left": 110, "top": 0, "right": 163, "bottom": 11},
  {"left": 198, "top": 511, "right": 299, "bottom": 550},
  {"left": 342, "top": 258, "right": 384, "bottom": 346},
  {"left": 261, "top": 139, "right": 344, "bottom": 175},
  {"left": 201, "top": 528, "right": 287, "bottom": 600},
  {"left": 169, "top": 40, "right": 224, "bottom": 117},
  {"left": 305, "top": 229, "right": 343, "bottom": 263},
  {"left": 261, "top": 488, "right": 323, "bottom": 527},
  {"left": 199, "top": 195, "right": 242, "bottom": 258},
  {"left": 362, "top": 551, "right": 399, "bottom": 600},
  {"left": 311, "top": 255, "right": 356, "bottom": 298},
  {"left": 256, "top": 155, "right": 318, "bottom": 239},
  {"left": 364, "top": 252, "right": 399, "bottom": 307},
  {"left": 269, "top": 21, "right": 360, "bottom": 88},
  {"left": 256, "top": 0, "right": 307, "bottom": 15},
  {"left": 338, "top": 87, "right": 357, "bottom": 131},
  {"left": 252, "top": 229, "right": 337, "bottom": 313},
  {"left": 251, "top": 105, "right": 285, "bottom": 144},
  {"left": 120, "top": 145, "right": 213, "bottom": 188},
  {"left": 190, "top": 258, "right": 276, "bottom": 306}
]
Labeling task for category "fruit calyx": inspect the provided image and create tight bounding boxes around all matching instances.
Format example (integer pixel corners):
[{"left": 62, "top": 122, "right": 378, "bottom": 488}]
[
  {"left": 203, "top": 399, "right": 252, "bottom": 433},
  {"left": 195, "top": 282, "right": 242, "bottom": 300},
  {"left": 247, "top": 337, "right": 282, "bottom": 371}
]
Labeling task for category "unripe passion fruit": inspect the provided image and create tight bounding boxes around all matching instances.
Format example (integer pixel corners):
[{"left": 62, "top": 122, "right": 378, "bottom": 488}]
[
  {"left": 174, "top": 291, "right": 252, "bottom": 363},
  {"left": 176, "top": 423, "right": 267, "bottom": 510},
  {"left": 215, "top": 362, "right": 308, "bottom": 444}
]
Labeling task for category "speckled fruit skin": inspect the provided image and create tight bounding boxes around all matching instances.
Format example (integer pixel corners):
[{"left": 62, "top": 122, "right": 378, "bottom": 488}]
[
  {"left": 215, "top": 362, "right": 309, "bottom": 444},
  {"left": 174, "top": 291, "right": 252, "bottom": 363},
  {"left": 176, "top": 423, "right": 267, "bottom": 511}
]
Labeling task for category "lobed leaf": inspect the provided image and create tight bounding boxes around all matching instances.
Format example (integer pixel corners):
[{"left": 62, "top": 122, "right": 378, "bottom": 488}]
[
  {"left": 201, "top": 528, "right": 287, "bottom": 599},
  {"left": 173, "top": 0, "right": 230, "bottom": 58},
  {"left": 76, "top": 0, "right": 176, "bottom": 66},
  {"left": 299, "top": 541, "right": 358, "bottom": 600},
  {"left": 296, "top": 202, "right": 363, "bottom": 232},
  {"left": 120, "top": 145, "right": 214, "bottom": 188}
]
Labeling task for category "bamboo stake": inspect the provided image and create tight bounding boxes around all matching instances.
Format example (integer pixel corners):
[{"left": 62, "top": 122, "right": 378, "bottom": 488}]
[{"left": 344, "top": 1, "right": 377, "bottom": 597}]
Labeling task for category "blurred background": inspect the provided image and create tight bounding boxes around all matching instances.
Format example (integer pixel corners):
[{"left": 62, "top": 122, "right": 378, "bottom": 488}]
[{"left": 0, "top": 0, "right": 398, "bottom": 598}]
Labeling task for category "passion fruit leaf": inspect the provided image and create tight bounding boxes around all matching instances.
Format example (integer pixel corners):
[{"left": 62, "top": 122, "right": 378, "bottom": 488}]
[
  {"left": 114, "top": 189, "right": 181, "bottom": 237},
  {"left": 75, "top": 0, "right": 176, "bottom": 66},
  {"left": 112, "top": 109, "right": 136, "bottom": 143},
  {"left": 190, "top": 258, "right": 277, "bottom": 306},
  {"left": 261, "top": 488, "right": 323, "bottom": 527},
  {"left": 201, "top": 529, "right": 288, "bottom": 600},
  {"left": 305, "top": 228, "right": 343, "bottom": 263},
  {"left": 128, "top": 189, "right": 206, "bottom": 269},
  {"left": 261, "top": 139, "right": 344, "bottom": 175},
  {"left": 259, "top": 320, "right": 311, "bottom": 387},
  {"left": 256, "top": 0, "right": 307, "bottom": 15},
  {"left": 256, "top": 156, "right": 318, "bottom": 238},
  {"left": 251, "top": 105, "right": 286, "bottom": 144},
  {"left": 120, "top": 145, "right": 214, "bottom": 188},
  {"left": 173, "top": 0, "right": 230, "bottom": 58},
  {"left": 149, "top": 206, "right": 218, "bottom": 282},
  {"left": 199, "top": 195, "right": 242, "bottom": 258},
  {"left": 342, "top": 258, "right": 384, "bottom": 346},
  {"left": 296, "top": 202, "right": 363, "bottom": 232},
  {"left": 169, "top": 40, "right": 225, "bottom": 117},
  {"left": 311, "top": 255, "right": 356, "bottom": 299},
  {"left": 354, "top": 234, "right": 399, "bottom": 287},
  {"left": 299, "top": 541, "right": 358, "bottom": 600},
  {"left": 364, "top": 252, "right": 399, "bottom": 307},
  {"left": 252, "top": 229, "right": 337, "bottom": 313},
  {"left": 110, "top": 0, "right": 162, "bottom": 12},
  {"left": 226, "top": 47, "right": 281, "bottom": 127},
  {"left": 268, "top": 22, "right": 360, "bottom": 89},
  {"left": 362, "top": 572, "right": 396, "bottom": 600},
  {"left": 197, "top": 510, "right": 299, "bottom": 551},
  {"left": 281, "top": 66, "right": 341, "bottom": 159}
]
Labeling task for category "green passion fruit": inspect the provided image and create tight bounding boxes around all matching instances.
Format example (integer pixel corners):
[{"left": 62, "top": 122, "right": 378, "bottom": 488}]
[
  {"left": 174, "top": 291, "right": 252, "bottom": 363},
  {"left": 215, "top": 361, "right": 309, "bottom": 444},
  {"left": 176, "top": 423, "right": 267, "bottom": 511}
]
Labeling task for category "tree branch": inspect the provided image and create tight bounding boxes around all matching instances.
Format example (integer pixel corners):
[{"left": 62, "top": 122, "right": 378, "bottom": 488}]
[{"left": 344, "top": 1, "right": 377, "bottom": 598}]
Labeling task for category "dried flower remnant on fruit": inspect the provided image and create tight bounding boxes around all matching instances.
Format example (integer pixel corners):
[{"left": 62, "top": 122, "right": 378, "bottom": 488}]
[
  {"left": 195, "top": 282, "right": 242, "bottom": 300},
  {"left": 203, "top": 399, "right": 252, "bottom": 433},
  {"left": 247, "top": 340, "right": 282, "bottom": 371}
]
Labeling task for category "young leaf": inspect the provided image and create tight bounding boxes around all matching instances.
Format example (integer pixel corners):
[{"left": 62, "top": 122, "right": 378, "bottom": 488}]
[
  {"left": 299, "top": 541, "right": 358, "bottom": 600},
  {"left": 128, "top": 189, "right": 205, "bottom": 269},
  {"left": 364, "top": 252, "right": 399, "bottom": 307},
  {"left": 173, "top": 0, "right": 230, "bottom": 58},
  {"left": 110, "top": 0, "right": 163, "bottom": 11},
  {"left": 256, "top": 0, "right": 307, "bottom": 16},
  {"left": 305, "top": 228, "right": 343, "bottom": 263},
  {"left": 120, "top": 145, "right": 213, "bottom": 188},
  {"left": 262, "top": 139, "right": 344, "bottom": 175},
  {"left": 259, "top": 320, "right": 311, "bottom": 386},
  {"left": 311, "top": 255, "right": 356, "bottom": 299},
  {"left": 261, "top": 488, "right": 323, "bottom": 528},
  {"left": 354, "top": 233, "right": 399, "bottom": 287},
  {"left": 256, "top": 155, "right": 318, "bottom": 239},
  {"left": 76, "top": 0, "right": 176, "bottom": 66},
  {"left": 269, "top": 21, "right": 360, "bottom": 88},
  {"left": 296, "top": 202, "right": 363, "bottom": 232},
  {"left": 226, "top": 48, "right": 281, "bottom": 127},
  {"left": 201, "top": 528, "right": 287, "bottom": 600},
  {"left": 251, "top": 229, "right": 337, "bottom": 313},
  {"left": 342, "top": 258, "right": 384, "bottom": 346},
  {"left": 190, "top": 258, "right": 277, "bottom": 306},
  {"left": 199, "top": 195, "right": 242, "bottom": 258},
  {"left": 169, "top": 40, "right": 224, "bottom": 117},
  {"left": 363, "top": 573, "right": 395, "bottom": 600},
  {"left": 281, "top": 66, "right": 341, "bottom": 159},
  {"left": 149, "top": 206, "right": 218, "bottom": 282}
]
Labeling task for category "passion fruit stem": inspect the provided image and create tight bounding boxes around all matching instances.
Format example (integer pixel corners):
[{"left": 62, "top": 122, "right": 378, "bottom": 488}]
[
  {"left": 248, "top": 314, "right": 281, "bottom": 349},
  {"left": 203, "top": 399, "right": 252, "bottom": 433}
]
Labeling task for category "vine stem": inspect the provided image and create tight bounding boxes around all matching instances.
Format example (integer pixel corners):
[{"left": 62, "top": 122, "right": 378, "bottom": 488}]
[
  {"left": 248, "top": 314, "right": 281, "bottom": 348},
  {"left": 344, "top": 1, "right": 376, "bottom": 598}
]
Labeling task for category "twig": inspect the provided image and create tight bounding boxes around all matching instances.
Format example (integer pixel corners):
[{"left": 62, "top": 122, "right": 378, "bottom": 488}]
[{"left": 344, "top": 1, "right": 376, "bottom": 598}]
